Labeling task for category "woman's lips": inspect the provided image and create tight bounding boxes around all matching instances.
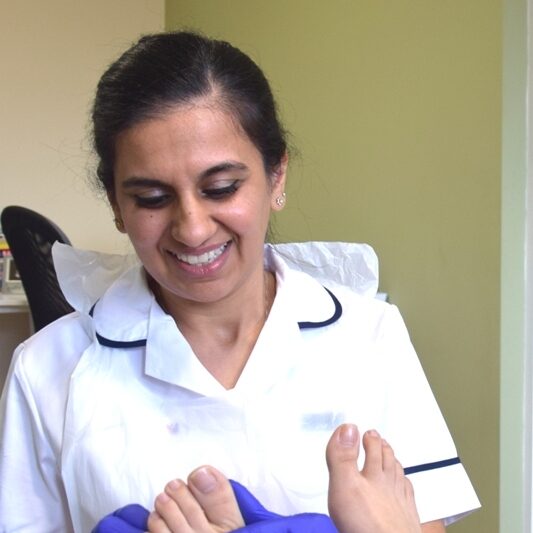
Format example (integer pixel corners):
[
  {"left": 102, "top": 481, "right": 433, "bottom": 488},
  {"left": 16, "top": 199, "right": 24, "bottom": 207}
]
[
  {"left": 177, "top": 242, "right": 228, "bottom": 266},
  {"left": 166, "top": 241, "right": 230, "bottom": 268}
]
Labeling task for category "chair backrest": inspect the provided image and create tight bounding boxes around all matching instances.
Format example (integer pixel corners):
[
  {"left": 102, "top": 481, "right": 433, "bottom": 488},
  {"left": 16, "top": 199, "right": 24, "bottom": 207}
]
[{"left": 1, "top": 206, "right": 74, "bottom": 331}]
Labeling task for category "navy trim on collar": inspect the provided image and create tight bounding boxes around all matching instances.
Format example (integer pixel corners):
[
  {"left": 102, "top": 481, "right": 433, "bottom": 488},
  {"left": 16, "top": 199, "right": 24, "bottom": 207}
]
[
  {"left": 90, "top": 286, "right": 343, "bottom": 348},
  {"left": 89, "top": 302, "right": 147, "bottom": 348},
  {"left": 95, "top": 332, "right": 147, "bottom": 348},
  {"left": 403, "top": 456, "right": 461, "bottom": 475},
  {"left": 298, "top": 287, "right": 343, "bottom": 330}
]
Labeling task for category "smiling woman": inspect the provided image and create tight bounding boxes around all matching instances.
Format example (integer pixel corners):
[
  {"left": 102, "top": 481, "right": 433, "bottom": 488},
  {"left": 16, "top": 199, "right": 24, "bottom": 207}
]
[{"left": 0, "top": 31, "right": 479, "bottom": 533}]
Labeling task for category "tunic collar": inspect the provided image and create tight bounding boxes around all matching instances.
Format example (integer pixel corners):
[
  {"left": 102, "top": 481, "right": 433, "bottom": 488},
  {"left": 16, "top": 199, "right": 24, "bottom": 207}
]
[
  {"left": 91, "top": 246, "right": 341, "bottom": 345},
  {"left": 89, "top": 246, "right": 342, "bottom": 394}
]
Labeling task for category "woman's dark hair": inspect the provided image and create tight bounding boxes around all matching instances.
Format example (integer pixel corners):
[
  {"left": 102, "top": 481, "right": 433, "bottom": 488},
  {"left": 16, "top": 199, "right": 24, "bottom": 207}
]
[{"left": 92, "top": 31, "right": 287, "bottom": 195}]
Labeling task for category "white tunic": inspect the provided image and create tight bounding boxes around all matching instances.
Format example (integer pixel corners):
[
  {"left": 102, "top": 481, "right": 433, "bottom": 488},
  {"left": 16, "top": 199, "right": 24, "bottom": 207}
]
[{"left": 0, "top": 243, "right": 480, "bottom": 532}]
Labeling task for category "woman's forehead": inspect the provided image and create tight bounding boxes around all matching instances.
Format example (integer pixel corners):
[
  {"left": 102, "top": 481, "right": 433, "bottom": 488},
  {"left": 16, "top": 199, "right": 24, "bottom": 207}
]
[
  {"left": 113, "top": 104, "right": 262, "bottom": 177},
  {"left": 119, "top": 101, "right": 247, "bottom": 148}
]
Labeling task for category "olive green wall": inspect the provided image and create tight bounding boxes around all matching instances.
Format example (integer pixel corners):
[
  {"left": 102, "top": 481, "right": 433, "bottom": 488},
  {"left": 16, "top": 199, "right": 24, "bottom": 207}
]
[{"left": 166, "top": 2, "right": 501, "bottom": 531}]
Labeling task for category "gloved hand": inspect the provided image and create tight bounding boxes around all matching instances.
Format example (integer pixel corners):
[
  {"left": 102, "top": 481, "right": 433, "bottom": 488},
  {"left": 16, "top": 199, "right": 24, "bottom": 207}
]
[
  {"left": 92, "top": 481, "right": 338, "bottom": 532},
  {"left": 230, "top": 480, "right": 338, "bottom": 532},
  {"left": 91, "top": 503, "right": 149, "bottom": 533}
]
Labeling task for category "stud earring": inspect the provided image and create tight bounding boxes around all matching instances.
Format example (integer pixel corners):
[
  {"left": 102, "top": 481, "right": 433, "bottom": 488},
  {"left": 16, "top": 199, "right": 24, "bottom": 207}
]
[
  {"left": 275, "top": 192, "right": 286, "bottom": 207},
  {"left": 114, "top": 217, "right": 125, "bottom": 232}
]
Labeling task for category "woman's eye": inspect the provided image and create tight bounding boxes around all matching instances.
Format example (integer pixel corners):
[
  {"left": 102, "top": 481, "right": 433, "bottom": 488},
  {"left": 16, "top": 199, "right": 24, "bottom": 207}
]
[
  {"left": 202, "top": 181, "right": 239, "bottom": 199},
  {"left": 134, "top": 194, "right": 172, "bottom": 208}
]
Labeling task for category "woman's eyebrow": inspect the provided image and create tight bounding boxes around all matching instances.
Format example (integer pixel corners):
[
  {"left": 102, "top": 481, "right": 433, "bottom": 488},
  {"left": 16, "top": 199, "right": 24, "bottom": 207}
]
[
  {"left": 198, "top": 161, "right": 248, "bottom": 179},
  {"left": 121, "top": 177, "right": 168, "bottom": 189},
  {"left": 121, "top": 162, "right": 249, "bottom": 189}
]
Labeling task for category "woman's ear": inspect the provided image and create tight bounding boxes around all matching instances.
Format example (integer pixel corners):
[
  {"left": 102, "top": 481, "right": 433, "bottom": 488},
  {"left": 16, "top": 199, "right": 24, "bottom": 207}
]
[
  {"left": 107, "top": 192, "right": 127, "bottom": 234},
  {"left": 271, "top": 152, "right": 288, "bottom": 211}
]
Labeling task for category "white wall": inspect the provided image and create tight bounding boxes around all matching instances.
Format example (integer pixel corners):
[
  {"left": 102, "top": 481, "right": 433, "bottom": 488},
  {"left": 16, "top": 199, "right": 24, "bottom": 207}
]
[
  {"left": 0, "top": 0, "right": 164, "bottom": 389},
  {"left": 526, "top": 1, "right": 533, "bottom": 529},
  {"left": 501, "top": 0, "right": 529, "bottom": 530},
  {"left": 0, "top": 0, "right": 164, "bottom": 253}
]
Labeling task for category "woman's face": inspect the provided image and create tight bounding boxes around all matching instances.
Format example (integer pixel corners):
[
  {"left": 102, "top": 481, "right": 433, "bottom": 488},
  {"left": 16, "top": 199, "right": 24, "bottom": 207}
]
[{"left": 110, "top": 103, "right": 286, "bottom": 307}]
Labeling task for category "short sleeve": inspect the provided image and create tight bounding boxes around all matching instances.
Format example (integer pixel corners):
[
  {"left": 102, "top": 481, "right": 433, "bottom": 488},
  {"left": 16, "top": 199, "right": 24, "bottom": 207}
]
[
  {"left": 0, "top": 344, "right": 74, "bottom": 532},
  {"left": 376, "top": 305, "right": 480, "bottom": 525}
]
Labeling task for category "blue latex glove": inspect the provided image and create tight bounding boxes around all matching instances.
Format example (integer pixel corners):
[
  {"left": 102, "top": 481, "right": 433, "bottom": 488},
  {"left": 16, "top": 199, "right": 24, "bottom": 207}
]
[
  {"left": 91, "top": 503, "right": 149, "bottom": 533},
  {"left": 92, "top": 481, "right": 338, "bottom": 532},
  {"left": 230, "top": 480, "right": 338, "bottom": 532}
]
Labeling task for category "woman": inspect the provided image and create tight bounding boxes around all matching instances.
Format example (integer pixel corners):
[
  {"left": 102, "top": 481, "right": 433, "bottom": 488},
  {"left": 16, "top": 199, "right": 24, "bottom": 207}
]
[{"left": 0, "top": 32, "right": 479, "bottom": 532}]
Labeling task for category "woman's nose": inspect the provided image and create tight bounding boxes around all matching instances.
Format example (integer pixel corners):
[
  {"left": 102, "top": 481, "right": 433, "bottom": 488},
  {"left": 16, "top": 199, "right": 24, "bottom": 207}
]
[{"left": 169, "top": 198, "right": 217, "bottom": 247}]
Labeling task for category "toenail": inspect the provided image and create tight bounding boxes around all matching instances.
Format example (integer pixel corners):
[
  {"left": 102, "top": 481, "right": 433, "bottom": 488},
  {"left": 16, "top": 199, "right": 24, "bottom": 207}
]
[
  {"left": 367, "top": 429, "right": 380, "bottom": 437},
  {"left": 189, "top": 466, "right": 218, "bottom": 494},
  {"left": 156, "top": 492, "right": 170, "bottom": 504},
  {"left": 166, "top": 479, "right": 181, "bottom": 491},
  {"left": 339, "top": 424, "right": 357, "bottom": 447}
]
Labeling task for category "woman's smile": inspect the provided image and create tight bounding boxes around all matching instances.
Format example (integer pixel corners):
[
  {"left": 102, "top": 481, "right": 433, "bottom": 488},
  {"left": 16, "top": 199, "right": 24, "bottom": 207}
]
[
  {"left": 165, "top": 241, "right": 232, "bottom": 277},
  {"left": 170, "top": 241, "right": 230, "bottom": 267}
]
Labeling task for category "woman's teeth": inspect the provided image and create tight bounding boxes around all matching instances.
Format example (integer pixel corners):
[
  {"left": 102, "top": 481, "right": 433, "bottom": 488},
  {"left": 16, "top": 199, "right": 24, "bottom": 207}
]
[{"left": 175, "top": 243, "right": 228, "bottom": 265}]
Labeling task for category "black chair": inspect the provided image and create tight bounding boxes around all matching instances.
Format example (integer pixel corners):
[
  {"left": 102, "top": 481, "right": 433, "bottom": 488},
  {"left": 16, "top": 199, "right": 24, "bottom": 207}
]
[{"left": 1, "top": 206, "right": 74, "bottom": 331}]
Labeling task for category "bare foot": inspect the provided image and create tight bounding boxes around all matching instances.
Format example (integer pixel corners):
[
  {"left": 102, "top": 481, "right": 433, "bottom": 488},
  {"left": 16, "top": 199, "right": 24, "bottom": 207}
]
[
  {"left": 326, "top": 424, "right": 421, "bottom": 533},
  {"left": 147, "top": 466, "right": 244, "bottom": 532}
]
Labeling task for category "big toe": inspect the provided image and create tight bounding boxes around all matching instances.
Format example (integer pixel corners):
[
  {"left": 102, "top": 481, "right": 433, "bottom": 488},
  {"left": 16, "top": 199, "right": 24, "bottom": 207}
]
[
  {"left": 326, "top": 423, "right": 360, "bottom": 473},
  {"left": 326, "top": 424, "right": 363, "bottom": 526},
  {"left": 187, "top": 466, "right": 244, "bottom": 531}
]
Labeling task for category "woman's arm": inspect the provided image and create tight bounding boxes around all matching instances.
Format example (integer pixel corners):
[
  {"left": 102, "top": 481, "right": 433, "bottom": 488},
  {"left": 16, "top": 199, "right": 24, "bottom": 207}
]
[{"left": 0, "top": 346, "right": 74, "bottom": 531}]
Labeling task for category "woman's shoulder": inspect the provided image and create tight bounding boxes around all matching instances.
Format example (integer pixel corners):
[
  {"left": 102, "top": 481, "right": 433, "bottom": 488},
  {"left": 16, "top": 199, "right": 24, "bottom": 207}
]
[
  {"left": 323, "top": 281, "right": 403, "bottom": 334},
  {"left": 276, "top": 259, "right": 399, "bottom": 339},
  {"left": 11, "top": 311, "right": 92, "bottom": 391},
  {"left": 269, "top": 241, "right": 390, "bottom": 326},
  {"left": 267, "top": 241, "right": 379, "bottom": 298},
  {"left": 0, "top": 312, "right": 92, "bottom": 465}
]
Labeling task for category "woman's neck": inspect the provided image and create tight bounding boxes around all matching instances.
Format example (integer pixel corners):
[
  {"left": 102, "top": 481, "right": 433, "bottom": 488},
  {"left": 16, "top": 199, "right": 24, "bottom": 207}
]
[{"left": 150, "top": 269, "right": 276, "bottom": 389}]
